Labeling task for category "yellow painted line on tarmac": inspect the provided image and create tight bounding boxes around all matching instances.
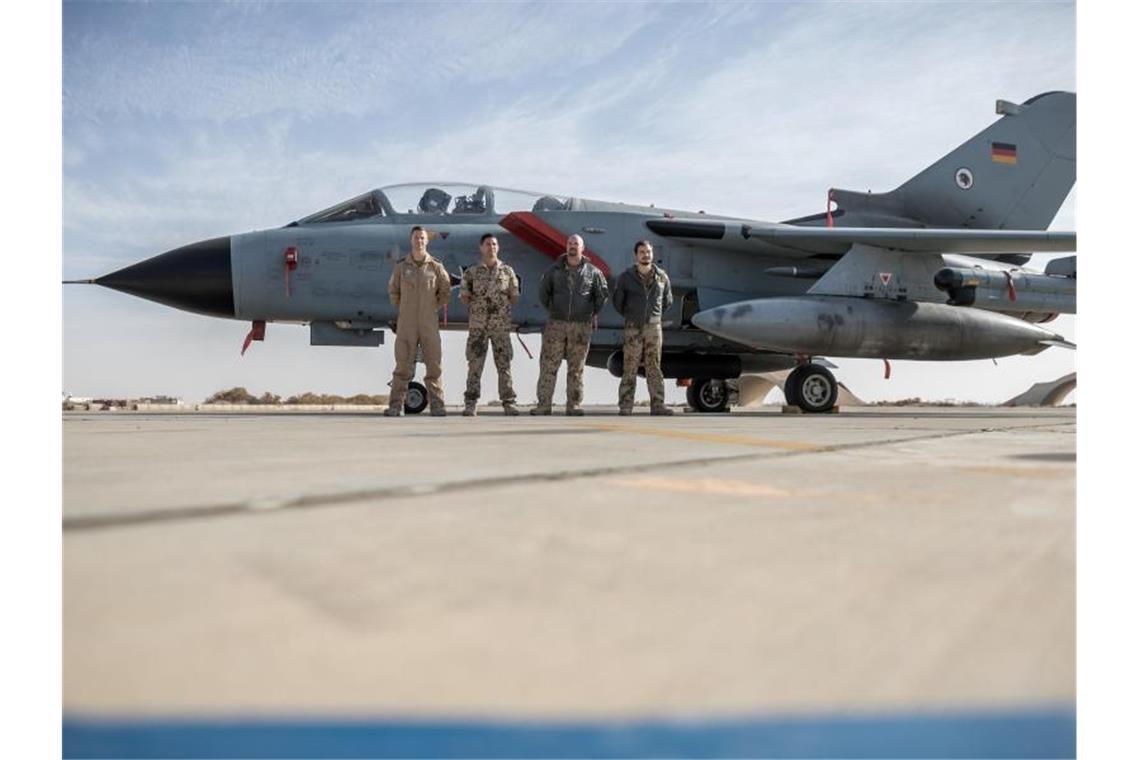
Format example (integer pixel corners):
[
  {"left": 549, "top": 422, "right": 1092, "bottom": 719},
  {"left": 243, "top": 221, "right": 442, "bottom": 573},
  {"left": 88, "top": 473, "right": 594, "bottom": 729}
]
[
  {"left": 955, "top": 465, "right": 1072, "bottom": 479},
  {"left": 583, "top": 422, "right": 823, "bottom": 452},
  {"left": 611, "top": 476, "right": 795, "bottom": 497}
]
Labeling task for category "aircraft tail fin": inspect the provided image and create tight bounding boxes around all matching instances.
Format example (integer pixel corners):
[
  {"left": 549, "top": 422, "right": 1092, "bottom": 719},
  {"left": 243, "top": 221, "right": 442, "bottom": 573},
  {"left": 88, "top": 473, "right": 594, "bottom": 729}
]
[
  {"left": 891, "top": 91, "right": 1075, "bottom": 230},
  {"left": 800, "top": 92, "right": 1076, "bottom": 235}
]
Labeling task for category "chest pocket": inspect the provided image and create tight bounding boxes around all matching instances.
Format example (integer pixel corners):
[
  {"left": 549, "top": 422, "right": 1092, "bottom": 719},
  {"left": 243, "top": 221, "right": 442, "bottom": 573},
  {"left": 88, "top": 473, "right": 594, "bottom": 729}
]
[
  {"left": 475, "top": 273, "right": 499, "bottom": 299},
  {"left": 402, "top": 265, "right": 434, "bottom": 294},
  {"left": 573, "top": 272, "right": 593, "bottom": 298}
]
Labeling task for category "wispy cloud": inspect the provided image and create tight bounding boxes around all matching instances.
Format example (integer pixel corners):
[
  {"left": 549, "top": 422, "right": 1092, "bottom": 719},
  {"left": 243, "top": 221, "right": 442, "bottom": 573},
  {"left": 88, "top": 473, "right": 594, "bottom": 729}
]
[
  {"left": 63, "top": 1, "right": 1076, "bottom": 403},
  {"left": 64, "top": 3, "right": 657, "bottom": 123}
]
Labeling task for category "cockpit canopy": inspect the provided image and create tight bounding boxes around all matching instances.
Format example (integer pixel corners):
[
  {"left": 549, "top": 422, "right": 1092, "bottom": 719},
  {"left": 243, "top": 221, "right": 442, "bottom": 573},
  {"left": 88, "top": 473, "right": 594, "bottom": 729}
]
[
  {"left": 295, "top": 183, "right": 573, "bottom": 225},
  {"left": 298, "top": 190, "right": 386, "bottom": 224}
]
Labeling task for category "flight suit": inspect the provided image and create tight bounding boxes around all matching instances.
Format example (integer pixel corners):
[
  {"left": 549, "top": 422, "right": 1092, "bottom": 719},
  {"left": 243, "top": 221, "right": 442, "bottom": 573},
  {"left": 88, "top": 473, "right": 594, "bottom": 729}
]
[
  {"left": 534, "top": 254, "right": 609, "bottom": 413},
  {"left": 387, "top": 253, "right": 452, "bottom": 411},
  {"left": 612, "top": 264, "right": 673, "bottom": 413},
  {"left": 462, "top": 260, "right": 520, "bottom": 408}
]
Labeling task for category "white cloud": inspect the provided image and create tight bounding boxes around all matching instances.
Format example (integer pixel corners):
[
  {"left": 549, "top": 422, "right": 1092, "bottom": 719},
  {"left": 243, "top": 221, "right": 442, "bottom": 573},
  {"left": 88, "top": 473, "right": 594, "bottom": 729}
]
[
  {"left": 63, "top": 3, "right": 657, "bottom": 123},
  {"left": 63, "top": 1, "right": 1076, "bottom": 404}
]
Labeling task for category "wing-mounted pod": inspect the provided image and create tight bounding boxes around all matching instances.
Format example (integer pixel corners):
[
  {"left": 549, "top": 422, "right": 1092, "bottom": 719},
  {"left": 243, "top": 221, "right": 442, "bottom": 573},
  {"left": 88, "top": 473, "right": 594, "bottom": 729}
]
[
  {"left": 1045, "top": 256, "right": 1076, "bottom": 278},
  {"left": 933, "top": 265, "right": 1076, "bottom": 314},
  {"left": 933, "top": 267, "right": 980, "bottom": 306}
]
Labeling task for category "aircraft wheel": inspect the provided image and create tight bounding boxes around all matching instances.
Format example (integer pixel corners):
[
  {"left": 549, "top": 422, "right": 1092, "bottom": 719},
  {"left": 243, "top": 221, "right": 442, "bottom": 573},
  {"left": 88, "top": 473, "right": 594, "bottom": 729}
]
[
  {"left": 783, "top": 368, "right": 803, "bottom": 407},
  {"left": 790, "top": 364, "right": 838, "bottom": 413},
  {"left": 404, "top": 381, "right": 429, "bottom": 415},
  {"left": 686, "top": 377, "right": 729, "bottom": 413}
]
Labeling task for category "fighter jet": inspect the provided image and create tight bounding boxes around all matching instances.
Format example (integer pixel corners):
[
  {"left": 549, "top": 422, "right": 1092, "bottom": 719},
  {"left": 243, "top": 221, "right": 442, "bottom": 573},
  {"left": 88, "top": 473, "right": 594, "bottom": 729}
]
[{"left": 73, "top": 91, "right": 1076, "bottom": 414}]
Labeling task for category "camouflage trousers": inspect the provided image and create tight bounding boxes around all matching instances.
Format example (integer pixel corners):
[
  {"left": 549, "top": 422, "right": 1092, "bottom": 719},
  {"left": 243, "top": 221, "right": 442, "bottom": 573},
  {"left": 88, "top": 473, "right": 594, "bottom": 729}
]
[
  {"left": 536, "top": 319, "right": 592, "bottom": 409},
  {"left": 464, "top": 329, "right": 516, "bottom": 404},
  {"left": 619, "top": 323, "right": 665, "bottom": 410}
]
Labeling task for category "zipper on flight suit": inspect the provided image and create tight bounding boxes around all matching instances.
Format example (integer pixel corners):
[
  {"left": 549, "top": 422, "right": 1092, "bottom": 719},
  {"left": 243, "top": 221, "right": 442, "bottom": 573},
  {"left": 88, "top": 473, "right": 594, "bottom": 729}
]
[
  {"left": 641, "top": 266, "right": 657, "bottom": 325},
  {"left": 565, "top": 265, "right": 575, "bottom": 321}
]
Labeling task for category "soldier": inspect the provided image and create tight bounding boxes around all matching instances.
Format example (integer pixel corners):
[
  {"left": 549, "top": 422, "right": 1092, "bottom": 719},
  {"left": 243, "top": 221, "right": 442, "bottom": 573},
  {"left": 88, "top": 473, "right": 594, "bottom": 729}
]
[
  {"left": 612, "top": 240, "right": 674, "bottom": 415},
  {"left": 384, "top": 226, "right": 452, "bottom": 417},
  {"left": 460, "top": 233, "right": 520, "bottom": 416},
  {"left": 532, "top": 234, "right": 609, "bottom": 416}
]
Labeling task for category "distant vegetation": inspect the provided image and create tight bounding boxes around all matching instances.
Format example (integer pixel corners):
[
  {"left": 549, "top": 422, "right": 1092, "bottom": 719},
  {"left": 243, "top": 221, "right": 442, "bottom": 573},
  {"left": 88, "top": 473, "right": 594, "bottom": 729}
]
[
  {"left": 869, "top": 397, "right": 1074, "bottom": 407},
  {"left": 203, "top": 387, "right": 388, "bottom": 405},
  {"left": 870, "top": 398, "right": 977, "bottom": 407}
]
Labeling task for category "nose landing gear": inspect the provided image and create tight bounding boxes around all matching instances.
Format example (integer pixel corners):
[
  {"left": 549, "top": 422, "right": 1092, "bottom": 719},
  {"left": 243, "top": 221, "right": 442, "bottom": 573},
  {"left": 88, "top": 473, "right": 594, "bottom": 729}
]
[{"left": 403, "top": 381, "right": 429, "bottom": 415}]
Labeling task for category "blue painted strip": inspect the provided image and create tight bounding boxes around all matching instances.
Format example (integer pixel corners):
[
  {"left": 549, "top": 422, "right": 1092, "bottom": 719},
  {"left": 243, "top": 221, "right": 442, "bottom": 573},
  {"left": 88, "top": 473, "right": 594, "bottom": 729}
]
[{"left": 64, "top": 706, "right": 1075, "bottom": 759}]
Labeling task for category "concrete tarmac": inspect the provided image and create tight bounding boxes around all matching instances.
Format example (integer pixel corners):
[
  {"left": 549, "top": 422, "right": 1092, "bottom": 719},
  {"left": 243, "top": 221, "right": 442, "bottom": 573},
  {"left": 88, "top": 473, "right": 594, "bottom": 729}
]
[{"left": 63, "top": 406, "right": 1074, "bottom": 719}]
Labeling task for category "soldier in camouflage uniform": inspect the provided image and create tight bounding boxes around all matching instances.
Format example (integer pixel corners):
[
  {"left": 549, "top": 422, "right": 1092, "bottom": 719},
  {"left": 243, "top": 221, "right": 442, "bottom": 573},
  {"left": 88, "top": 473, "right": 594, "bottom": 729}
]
[
  {"left": 532, "top": 234, "right": 609, "bottom": 416},
  {"left": 384, "top": 226, "right": 452, "bottom": 417},
  {"left": 460, "top": 233, "right": 520, "bottom": 416},
  {"left": 612, "top": 240, "right": 674, "bottom": 415}
]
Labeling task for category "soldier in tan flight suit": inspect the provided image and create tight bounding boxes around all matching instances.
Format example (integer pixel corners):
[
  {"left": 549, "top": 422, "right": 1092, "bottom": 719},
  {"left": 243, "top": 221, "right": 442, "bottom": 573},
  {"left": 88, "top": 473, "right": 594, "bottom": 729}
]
[{"left": 384, "top": 226, "right": 452, "bottom": 417}]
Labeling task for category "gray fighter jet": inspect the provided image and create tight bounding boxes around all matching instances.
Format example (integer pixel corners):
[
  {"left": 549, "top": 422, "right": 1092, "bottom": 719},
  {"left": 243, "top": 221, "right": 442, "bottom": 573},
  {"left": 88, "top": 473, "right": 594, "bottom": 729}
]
[{"left": 75, "top": 91, "right": 1076, "bottom": 414}]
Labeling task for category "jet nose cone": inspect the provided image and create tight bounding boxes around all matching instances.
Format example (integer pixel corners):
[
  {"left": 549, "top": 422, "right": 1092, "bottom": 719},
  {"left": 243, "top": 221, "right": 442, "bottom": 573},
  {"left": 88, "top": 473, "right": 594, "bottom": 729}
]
[{"left": 96, "top": 236, "right": 235, "bottom": 318}]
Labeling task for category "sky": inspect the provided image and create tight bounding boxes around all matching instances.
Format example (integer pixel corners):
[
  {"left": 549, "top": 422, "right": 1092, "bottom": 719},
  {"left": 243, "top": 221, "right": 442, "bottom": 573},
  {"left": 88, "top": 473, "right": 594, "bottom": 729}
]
[{"left": 61, "top": 1, "right": 1076, "bottom": 405}]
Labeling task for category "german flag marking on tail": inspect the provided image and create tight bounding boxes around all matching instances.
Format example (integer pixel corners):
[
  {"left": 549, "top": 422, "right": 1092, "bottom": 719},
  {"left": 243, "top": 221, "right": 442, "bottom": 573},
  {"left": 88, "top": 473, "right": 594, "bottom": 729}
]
[{"left": 991, "top": 141, "right": 1018, "bottom": 165}]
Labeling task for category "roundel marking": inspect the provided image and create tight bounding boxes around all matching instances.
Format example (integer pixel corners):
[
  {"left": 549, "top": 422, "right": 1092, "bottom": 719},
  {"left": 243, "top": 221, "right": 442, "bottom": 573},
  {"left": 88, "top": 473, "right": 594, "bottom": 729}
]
[{"left": 955, "top": 167, "right": 974, "bottom": 190}]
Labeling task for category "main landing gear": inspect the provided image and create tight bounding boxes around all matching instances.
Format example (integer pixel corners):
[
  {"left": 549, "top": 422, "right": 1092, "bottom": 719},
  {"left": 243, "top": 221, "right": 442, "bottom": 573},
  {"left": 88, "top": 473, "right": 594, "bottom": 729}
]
[
  {"left": 783, "top": 363, "right": 839, "bottom": 413},
  {"left": 685, "top": 362, "right": 841, "bottom": 414}
]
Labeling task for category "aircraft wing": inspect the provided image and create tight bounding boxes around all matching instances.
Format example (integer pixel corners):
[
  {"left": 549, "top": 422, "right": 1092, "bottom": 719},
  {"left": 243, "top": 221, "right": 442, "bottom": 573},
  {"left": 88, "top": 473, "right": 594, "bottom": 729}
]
[{"left": 644, "top": 219, "right": 1076, "bottom": 256}]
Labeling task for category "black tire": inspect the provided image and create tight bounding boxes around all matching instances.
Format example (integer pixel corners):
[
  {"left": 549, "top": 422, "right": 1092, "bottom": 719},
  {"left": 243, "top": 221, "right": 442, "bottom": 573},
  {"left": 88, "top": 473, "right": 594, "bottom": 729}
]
[
  {"left": 790, "top": 364, "right": 838, "bottom": 413},
  {"left": 783, "top": 367, "right": 803, "bottom": 408},
  {"left": 404, "top": 381, "right": 429, "bottom": 415},
  {"left": 686, "top": 377, "right": 729, "bottom": 413}
]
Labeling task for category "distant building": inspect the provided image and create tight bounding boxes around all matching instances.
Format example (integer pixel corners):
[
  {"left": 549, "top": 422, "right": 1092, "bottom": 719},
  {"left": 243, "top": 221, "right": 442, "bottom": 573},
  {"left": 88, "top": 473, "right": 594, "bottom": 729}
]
[
  {"left": 62, "top": 395, "right": 184, "bottom": 411},
  {"left": 137, "top": 395, "right": 183, "bottom": 405}
]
